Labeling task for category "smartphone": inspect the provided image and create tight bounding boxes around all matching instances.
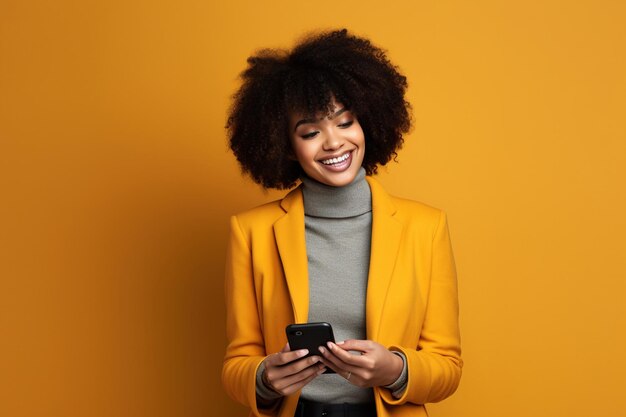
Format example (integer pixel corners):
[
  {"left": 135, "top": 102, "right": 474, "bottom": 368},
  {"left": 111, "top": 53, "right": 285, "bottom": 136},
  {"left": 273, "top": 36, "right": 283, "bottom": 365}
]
[{"left": 285, "top": 322, "right": 336, "bottom": 373}]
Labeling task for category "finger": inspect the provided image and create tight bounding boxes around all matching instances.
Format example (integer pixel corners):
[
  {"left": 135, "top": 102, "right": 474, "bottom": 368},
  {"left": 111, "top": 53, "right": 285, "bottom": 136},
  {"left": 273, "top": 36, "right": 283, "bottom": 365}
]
[
  {"left": 334, "top": 339, "right": 373, "bottom": 353},
  {"left": 326, "top": 342, "right": 367, "bottom": 367},
  {"left": 318, "top": 345, "right": 358, "bottom": 374},
  {"left": 267, "top": 348, "right": 309, "bottom": 366},
  {"left": 317, "top": 354, "right": 360, "bottom": 385},
  {"left": 265, "top": 343, "right": 293, "bottom": 367},
  {"left": 278, "top": 363, "right": 327, "bottom": 396},
  {"left": 268, "top": 355, "right": 322, "bottom": 381},
  {"left": 273, "top": 361, "right": 325, "bottom": 390},
  {"left": 318, "top": 355, "right": 345, "bottom": 374}
]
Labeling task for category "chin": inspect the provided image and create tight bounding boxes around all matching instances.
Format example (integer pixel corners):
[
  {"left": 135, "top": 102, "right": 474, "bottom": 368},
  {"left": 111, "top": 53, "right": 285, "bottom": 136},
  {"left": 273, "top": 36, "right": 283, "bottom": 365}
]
[{"left": 322, "top": 172, "right": 359, "bottom": 187}]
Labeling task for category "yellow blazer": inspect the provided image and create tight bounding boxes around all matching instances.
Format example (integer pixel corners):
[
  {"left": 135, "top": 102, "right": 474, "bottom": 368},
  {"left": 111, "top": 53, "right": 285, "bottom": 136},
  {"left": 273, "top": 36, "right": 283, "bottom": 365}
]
[{"left": 222, "top": 176, "right": 462, "bottom": 417}]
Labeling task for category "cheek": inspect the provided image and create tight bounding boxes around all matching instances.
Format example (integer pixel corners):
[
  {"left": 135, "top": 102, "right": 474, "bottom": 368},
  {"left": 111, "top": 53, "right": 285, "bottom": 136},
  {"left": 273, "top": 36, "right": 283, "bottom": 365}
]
[
  {"left": 293, "top": 142, "right": 316, "bottom": 162},
  {"left": 351, "top": 125, "right": 366, "bottom": 145}
]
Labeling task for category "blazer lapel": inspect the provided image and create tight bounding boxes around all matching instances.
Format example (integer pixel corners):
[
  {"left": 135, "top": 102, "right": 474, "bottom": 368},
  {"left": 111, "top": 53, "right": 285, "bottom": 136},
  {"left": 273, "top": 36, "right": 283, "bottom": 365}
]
[
  {"left": 273, "top": 187, "right": 309, "bottom": 323},
  {"left": 365, "top": 177, "right": 403, "bottom": 341}
]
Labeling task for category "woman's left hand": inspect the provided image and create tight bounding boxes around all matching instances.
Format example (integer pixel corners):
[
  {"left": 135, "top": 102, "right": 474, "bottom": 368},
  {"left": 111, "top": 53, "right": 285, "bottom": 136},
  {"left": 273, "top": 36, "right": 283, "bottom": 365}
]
[{"left": 318, "top": 340, "right": 404, "bottom": 388}]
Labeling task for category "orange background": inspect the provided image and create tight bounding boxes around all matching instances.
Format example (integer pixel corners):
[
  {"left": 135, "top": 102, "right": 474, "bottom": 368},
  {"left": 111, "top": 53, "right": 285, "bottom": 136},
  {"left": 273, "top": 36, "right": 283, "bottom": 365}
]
[{"left": 1, "top": 1, "right": 625, "bottom": 416}]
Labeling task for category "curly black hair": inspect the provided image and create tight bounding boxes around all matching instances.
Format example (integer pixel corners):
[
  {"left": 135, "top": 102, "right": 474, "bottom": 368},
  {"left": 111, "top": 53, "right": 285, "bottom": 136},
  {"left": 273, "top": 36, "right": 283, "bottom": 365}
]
[{"left": 226, "top": 29, "right": 411, "bottom": 189}]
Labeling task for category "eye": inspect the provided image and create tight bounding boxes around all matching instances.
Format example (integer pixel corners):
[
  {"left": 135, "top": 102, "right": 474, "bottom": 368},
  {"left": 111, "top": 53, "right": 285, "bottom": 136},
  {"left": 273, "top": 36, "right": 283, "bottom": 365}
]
[
  {"left": 301, "top": 131, "right": 319, "bottom": 139},
  {"left": 338, "top": 120, "right": 354, "bottom": 128}
]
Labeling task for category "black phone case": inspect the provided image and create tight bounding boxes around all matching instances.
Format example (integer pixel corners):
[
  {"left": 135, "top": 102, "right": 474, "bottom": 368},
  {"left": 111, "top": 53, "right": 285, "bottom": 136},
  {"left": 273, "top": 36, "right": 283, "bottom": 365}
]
[{"left": 286, "top": 322, "right": 336, "bottom": 373}]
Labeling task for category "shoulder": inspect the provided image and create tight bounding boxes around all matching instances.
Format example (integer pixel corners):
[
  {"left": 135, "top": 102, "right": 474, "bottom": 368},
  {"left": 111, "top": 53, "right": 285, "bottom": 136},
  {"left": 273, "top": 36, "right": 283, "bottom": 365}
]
[
  {"left": 230, "top": 186, "right": 301, "bottom": 232},
  {"left": 392, "top": 196, "right": 443, "bottom": 220},
  {"left": 391, "top": 195, "right": 448, "bottom": 237},
  {"left": 368, "top": 177, "right": 444, "bottom": 218},
  {"left": 231, "top": 199, "right": 283, "bottom": 230},
  {"left": 367, "top": 176, "right": 448, "bottom": 234}
]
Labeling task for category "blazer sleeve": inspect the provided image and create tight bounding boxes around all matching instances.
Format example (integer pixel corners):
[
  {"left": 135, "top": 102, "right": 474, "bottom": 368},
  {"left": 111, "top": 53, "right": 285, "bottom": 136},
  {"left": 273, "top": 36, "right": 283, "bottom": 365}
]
[
  {"left": 380, "top": 211, "right": 463, "bottom": 406},
  {"left": 221, "top": 215, "right": 277, "bottom": 416}
]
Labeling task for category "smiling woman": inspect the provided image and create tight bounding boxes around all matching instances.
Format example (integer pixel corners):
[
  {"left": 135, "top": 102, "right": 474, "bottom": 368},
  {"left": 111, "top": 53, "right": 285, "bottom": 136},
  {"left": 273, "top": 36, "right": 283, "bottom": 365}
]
[
  {"left": 223, "top": 29, "right": 462, "bottom": 417},
  {"left": 289, "top": 100, "right": 365, "bottom": 187}
]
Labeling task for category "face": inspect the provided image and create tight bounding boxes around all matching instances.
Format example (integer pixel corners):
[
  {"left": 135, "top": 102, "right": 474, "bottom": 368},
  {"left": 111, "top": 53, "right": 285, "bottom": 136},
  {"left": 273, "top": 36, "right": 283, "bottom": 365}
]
[{"left": 288, "top": 100, "right": 365, "bottom": 187}]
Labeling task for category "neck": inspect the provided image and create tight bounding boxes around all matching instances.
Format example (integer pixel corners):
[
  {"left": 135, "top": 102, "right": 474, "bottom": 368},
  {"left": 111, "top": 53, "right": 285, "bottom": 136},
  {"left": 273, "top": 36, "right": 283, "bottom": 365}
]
[{"left": 300, "top": 168, "right": 372, "bottom": 218}]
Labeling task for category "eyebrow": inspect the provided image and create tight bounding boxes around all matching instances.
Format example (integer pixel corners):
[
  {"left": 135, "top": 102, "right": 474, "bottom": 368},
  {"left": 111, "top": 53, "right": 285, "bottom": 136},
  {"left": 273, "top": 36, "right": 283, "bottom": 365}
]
[{"left": 293, "top": 108, "right": 348, "bottom": 131}]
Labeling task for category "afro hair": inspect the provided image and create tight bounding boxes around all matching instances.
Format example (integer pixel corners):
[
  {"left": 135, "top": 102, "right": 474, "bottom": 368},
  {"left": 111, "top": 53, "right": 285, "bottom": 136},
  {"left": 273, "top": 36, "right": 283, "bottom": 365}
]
[{"left": 226, "top": 29, "right": 412, "bottom": 189}]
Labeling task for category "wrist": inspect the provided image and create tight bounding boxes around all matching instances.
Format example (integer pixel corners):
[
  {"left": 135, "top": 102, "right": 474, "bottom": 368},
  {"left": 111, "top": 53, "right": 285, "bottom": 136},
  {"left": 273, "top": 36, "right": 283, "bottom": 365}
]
[
  {"left": 262, "top": 366, "right": 280, "bottom": 394},
  {"left": 383, "top": 350, "right": 403, "bottom": 385},
  {"left": 383, "top": 350, "right": 408, "bottom": 395},
  {"left": 256, "top": 360, "right": 282, "bottom": 401},
  {"left": 390, "top": 350, "right": 404, "bottom": 380}
]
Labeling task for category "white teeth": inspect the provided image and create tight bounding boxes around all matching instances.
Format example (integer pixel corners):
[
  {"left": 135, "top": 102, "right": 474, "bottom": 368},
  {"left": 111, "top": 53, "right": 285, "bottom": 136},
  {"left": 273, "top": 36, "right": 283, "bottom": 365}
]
[{"left": 321, "top": 152, "right": 350, "bottom": 165}]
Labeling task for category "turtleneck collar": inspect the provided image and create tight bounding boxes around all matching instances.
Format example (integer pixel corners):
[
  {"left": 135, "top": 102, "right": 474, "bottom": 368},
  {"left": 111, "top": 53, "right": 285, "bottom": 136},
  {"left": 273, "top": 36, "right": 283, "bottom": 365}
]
[{"left": 300, "top": 168, "right": 372, "bottom": 219}]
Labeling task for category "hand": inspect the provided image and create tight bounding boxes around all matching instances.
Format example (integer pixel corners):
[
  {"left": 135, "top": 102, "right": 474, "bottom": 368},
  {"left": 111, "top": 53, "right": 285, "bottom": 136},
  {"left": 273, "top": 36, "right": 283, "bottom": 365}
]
[
  {"left": 262, "top": 343, "right": 327, "bottom": 396},
  {"left": 318, "top": 339, "right": 403, "bottom": 388}
]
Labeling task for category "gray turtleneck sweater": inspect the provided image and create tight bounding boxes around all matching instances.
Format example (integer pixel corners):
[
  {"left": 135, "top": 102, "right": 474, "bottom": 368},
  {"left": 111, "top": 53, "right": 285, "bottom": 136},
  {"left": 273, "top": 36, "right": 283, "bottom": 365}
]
[
  {"left": 300, "top": 168, "right": 374, "bottom": 403},
  {"left": 256, "top": 168, "right": 407, "bottom": 404}
]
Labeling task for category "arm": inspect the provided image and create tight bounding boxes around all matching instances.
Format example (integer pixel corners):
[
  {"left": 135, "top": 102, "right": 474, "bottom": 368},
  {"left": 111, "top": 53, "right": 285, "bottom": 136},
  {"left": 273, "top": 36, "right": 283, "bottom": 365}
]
[
  {"left": 380, "top": 211, "right": 463, "bottom": 405},
  {"left": 222, "top": 216, "right": 326, "bottom": 414},
  {"left": 222, "top": 215, "right": 274, "bottom": 415},
  {"left": 316, "top": 211, "right": 462, "bottom": 405}
]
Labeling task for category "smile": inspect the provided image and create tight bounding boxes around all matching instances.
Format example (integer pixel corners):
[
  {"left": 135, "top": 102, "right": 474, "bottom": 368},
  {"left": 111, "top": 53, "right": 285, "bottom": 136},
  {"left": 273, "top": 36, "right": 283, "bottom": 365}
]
[{"left": 320, "top": 152, "right": 351, "bottom": 165}]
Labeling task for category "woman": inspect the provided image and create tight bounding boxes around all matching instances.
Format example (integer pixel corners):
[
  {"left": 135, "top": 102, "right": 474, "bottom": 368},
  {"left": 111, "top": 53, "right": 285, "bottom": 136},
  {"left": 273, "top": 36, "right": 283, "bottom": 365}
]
[{"left": 222, "top": 29, "right": 462, "bottom": 417}]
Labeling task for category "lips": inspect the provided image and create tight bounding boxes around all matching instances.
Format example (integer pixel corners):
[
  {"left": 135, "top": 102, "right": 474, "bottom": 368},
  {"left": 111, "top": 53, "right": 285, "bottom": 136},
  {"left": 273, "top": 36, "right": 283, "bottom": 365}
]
[
  {"left": 320, "top": 151, "right": 351, "bottom": 165},
  {"left": 318, "top": 150, "right": 353, "bottom": 172}
]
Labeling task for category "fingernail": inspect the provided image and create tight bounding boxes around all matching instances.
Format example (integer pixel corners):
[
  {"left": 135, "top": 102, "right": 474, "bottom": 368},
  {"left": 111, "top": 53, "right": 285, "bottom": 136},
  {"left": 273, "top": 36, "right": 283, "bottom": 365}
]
[
  {"left": 337, "top": 341, "right": 345, "bottom": 345},
  {"left": 319, "top": 346, "right": 326, "bottom": 354},
  {"left": 298, "top": 349, "right": 309, "bottom": 357},
  {"left": 327, "top": 342, "right": 334, "bottom": 349}
]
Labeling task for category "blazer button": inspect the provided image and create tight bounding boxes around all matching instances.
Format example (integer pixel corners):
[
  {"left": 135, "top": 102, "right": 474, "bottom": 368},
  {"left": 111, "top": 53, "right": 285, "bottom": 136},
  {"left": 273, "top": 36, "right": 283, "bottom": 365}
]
[{"left": 321, "top": 411, "right": 328, "bottom": 416}]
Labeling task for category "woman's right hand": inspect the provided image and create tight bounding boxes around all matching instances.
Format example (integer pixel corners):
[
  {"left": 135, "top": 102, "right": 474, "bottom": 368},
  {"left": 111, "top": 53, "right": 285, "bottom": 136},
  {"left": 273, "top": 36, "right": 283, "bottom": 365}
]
[{"left": 262, "top": 343, "right": 326, "bottom": 396}]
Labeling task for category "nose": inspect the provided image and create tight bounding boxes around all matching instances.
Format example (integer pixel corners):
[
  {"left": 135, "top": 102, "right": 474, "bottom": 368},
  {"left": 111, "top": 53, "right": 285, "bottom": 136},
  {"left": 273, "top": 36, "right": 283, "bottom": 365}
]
[{"left": 322, "top": 130, "right": 343, "bottom": 151}]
